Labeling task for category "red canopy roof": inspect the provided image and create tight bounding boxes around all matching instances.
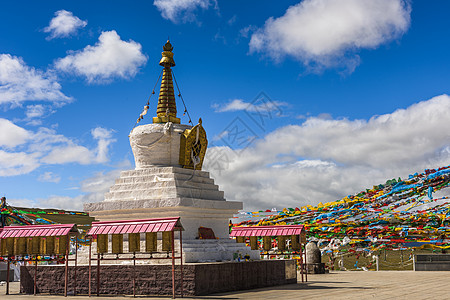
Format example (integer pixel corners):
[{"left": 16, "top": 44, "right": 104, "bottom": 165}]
[
  {"left": 0, "top": 224, "right": 76, "bottom": 238},
  {"left": 87, "top": 217, "right": 183, "bottom": 236},
  {"left": 230, "top": 225, "right": 304, "bottom": 237}
]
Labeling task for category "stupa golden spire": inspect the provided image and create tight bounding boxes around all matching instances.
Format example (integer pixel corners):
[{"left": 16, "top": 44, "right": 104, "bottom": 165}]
[{"left": 153, "top": 39, "right": 180, "bottom": 124}]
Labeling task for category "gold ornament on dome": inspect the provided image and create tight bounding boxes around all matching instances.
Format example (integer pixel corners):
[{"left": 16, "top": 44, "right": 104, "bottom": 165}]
[{"left": 179, "top": 118, "right": 208, "bottom": 170}]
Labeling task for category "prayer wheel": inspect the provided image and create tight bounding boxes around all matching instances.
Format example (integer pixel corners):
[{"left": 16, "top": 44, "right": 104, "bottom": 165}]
[
  {"left": 263, "top": 236, "right": 272, "bottom": 251},
  {"left": 128, "top": 233, "right": 140, "bottom": 253},
  {"left": 5, "top": 237, "right": 14, "bottom": 255},
  {"left": 97, "top": 234, "right": 108, "bottom": 254},
  {"left": 0, "top": 239, "right": 7, "bottom": 256},
  {"left": 15, "top": 237, "right": 27, "bottom": 256},
  {"left": 55, "top": 236, "right": 67, "bottom": 254},
  {"left": 236, "top": 236, "right": 245, "bottom": 243},
  {"left": 249, "top": 236, "right": 258, "bottom": 250},
  {"left": 291, "top": 235, "right": 301, "bottom": 251},
  {"left": 112, "top": 234, "right": 123, "bottom": 254},
  {"left": 145, "top": 232, "right": 157, "bottom": 252},
  {"left": 162, "top": 231, "right": 172, "bottom": 252},
  {"left": 30, "top": 237, "right": 40, "bottom": 254},
  {"left": 277, "top": 236, "right": 286, "bottom": 251},
  {"left": 45, "top": 237, "right": 55, "bottom": 255}
]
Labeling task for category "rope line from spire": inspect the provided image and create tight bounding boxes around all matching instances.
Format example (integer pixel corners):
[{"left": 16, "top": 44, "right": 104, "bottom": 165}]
[
  {"left": 172, "top": 71, "right": 193, "bottom": 125},
  {"left": 132, "top": 69, "right": 163, "bottom": 129}
]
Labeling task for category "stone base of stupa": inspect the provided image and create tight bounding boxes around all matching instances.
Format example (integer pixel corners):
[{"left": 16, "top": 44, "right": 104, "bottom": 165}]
[{"left": 84, "top": 166, "right": 259, "bottom": 263}]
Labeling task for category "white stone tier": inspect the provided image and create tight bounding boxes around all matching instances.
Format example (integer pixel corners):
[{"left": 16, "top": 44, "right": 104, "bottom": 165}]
[
  {"left": 103, "top": 167, "right": 225, "bottom": 202},
  {"left": 129, "top": 123, "right": 191, "bottom": 168}
]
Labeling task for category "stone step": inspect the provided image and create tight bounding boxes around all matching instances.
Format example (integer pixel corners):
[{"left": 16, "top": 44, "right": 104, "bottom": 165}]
[
  {"left": 109, "top": 180, "right": 221, "bottom": 192},
  {"left": 114, "top": 173, "right": 216, "bottom": 185},
  {"left": 120, "top": 167, "right": 211, "bottom": 179},
  {"left": 105, "top": 187, "right": 225, "bottom": 201}
]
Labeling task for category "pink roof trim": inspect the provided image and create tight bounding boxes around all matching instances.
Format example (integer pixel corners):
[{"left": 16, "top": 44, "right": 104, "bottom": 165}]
[
  {"left": 230, "top": 225, "right": 304, "bottom": 237},
  {"left": 87, "top": 218, "right": 183, "bottom": 236},
  {"left": 0, "top": 224, "right": 75, "bottom": 239}
]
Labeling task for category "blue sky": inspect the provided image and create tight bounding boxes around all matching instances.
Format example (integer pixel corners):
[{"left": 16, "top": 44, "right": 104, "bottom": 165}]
[{"left": 1, "top": 0, "right": 450, "bottom": 211}]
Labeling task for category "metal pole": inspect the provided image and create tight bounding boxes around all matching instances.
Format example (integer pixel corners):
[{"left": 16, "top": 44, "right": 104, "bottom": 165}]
[
  {"left": 413, "top": 254, "right": 416, "bottom": 271},
  {"left": 6, "top": 256, "right": 10, "bottom": 295},
  {"left": 65, "top": 234, "right": 69, "bottom": 297},
  {"left": 180, "top": 230, "right": 183, "bottom": 298},
  {"left": 74, "top": 232, "right": 78, "bottom": 296},
  {"left": 171, "top": 230, "right": 175, "bottom": 299},
  {"left": 376, "top": 255, "right": 379, "bottom": 271},
  {"left": 304, "top": 244, "right": 308, "bottom": 282},
  {"left": 133, "top": 254, "right": 136, "bottom": 298},
  {"left": 97, "top": 253, "right": 100, "bottom": 297},
  {"left": 34, "top": 256, "right": 37, "bottom": 296},
  {"left": 88, "top": 239, "right": 92, "bottom": 297}
]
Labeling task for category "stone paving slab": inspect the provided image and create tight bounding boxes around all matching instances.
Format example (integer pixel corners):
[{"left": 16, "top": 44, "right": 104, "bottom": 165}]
[{"left": 1, "top": 271, "right": 449, "bottom": 300}]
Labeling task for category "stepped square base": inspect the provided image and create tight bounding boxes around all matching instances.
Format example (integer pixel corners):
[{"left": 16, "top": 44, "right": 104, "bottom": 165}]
[
  {"left": 84, "top": 166, "right": 258, "bottom": 262},
  {"left": 20, "top": 260, "right": 297, "bottom": 296}
]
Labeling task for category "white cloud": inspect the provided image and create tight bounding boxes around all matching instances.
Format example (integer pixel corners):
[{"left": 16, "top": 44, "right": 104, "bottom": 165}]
[
  {"left": 40, "top": 127, "right": 116, "bottom": 165},
  {"left": 44, "top": 10, "right": 87, "bottom": 40},
  {"left": 25, "top": 104, "right": 46, "bottom": 119},
  {"left": 0, "top": 118, "right": 30, "bottom": 148},
  {"left": 0, "top": 150, "right": 40, "bottom": 176},
  {"left": 0, "top": 122, "right": 116, "bottom": 176},
  {"left": 0, "top": 54, "right": 72, "bottom": 105},
  {"left": 35, "top": 168, "right": 127, "bottom": 211},
  {"left": 249, "top": 0, "right": 411, "bottom": 72},
  {"left": 55, "top": 30, "right": 147, "bottom": 83},
  {"left": 214, "top": 99, "right": 287, "bottom": 113},
  {"left": 204, "top": 94, "right": 450, "bottom": 211},
  {"left": 38, "top": 171, "right": 61, "bottom": 183},
  {"left": 154, "top": 0, "right": 216, "bottom": 23}
]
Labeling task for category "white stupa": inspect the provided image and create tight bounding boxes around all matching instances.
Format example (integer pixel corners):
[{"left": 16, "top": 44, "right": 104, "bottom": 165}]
[{"left": 84, "top": 40, "right": 259, "bottom": 262}]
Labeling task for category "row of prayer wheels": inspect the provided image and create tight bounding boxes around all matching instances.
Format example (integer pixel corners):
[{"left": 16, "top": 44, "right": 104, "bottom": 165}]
[
  {"left": 236, "top": 235, "right": 302, "bottom": 251},
  {"left": 96, "top": 232, "right": 173, "bottom": 254},
  {"left": 0, "top": 236, "right": 67, "bottom": 256}
]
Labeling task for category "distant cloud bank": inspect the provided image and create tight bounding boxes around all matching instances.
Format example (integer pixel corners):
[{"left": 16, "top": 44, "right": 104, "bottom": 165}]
[{"left": 205, "top": 94, "right": 450, "bottom": 210}]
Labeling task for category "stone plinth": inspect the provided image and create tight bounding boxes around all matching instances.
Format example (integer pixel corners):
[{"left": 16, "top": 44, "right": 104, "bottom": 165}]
[{"left": 20, "top": 261, "right": 296, "bottom": 296}]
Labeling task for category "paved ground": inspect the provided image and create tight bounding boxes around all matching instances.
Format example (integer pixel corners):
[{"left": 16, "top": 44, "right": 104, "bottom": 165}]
[{"left": 1, "top": 271, "right": 449, "bottom": 300}]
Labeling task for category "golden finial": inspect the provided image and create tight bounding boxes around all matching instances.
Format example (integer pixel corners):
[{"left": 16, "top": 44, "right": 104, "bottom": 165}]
[
  {"left": 153, "top": 39, "right": 180, "bottom": 124},
  {"left": 159, "top": 39, "right": 175, "bottom": 67}
]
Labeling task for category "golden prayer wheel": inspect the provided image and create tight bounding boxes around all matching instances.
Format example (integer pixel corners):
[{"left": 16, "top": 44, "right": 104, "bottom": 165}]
[
  {"left": 15, "top": 237, "right": 27, "bottom": 256},
  {"left": 0, "top": 239, "right": 7, "bottom": 256},
  {"left": 162, "top": 231, "right": 173, "bottom": 252},
  {"left": 112, "top": 234, "right": 123, "bottom": 254},
  {"left": 291, "top": 235, "right": 301, "bottom": 251},
  {"left": 128, "top": 233, "right": 140, "bottom": 253},
  {"left": 236, "top": 236, "right": 245, "bottom": 244},
  {"left": 145, "top": 232, "right": 157, "bottom": 252},
  {"left": 249, "top": 236, "right": 258, "bottom": 250},
  {"left": 277, "top": 236, "right": 286, "bottom": 251},
  {"left": 31, "top": 237, "right": 40, "bottom": 254},
  {"left": 263, "top": 236, "right": 272, "bottom": 251},
  {"left": 55, "top": 236, "right": 67, "bottom": 254},
  {"left": 96, "top": 234, "right": 108, "bottom": 254},
  {"left": 45, "top": 237, "right": 55, "bottom": 255},
  {"left": 5, "top": 237, "right": 14, "bottom": 255}
]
